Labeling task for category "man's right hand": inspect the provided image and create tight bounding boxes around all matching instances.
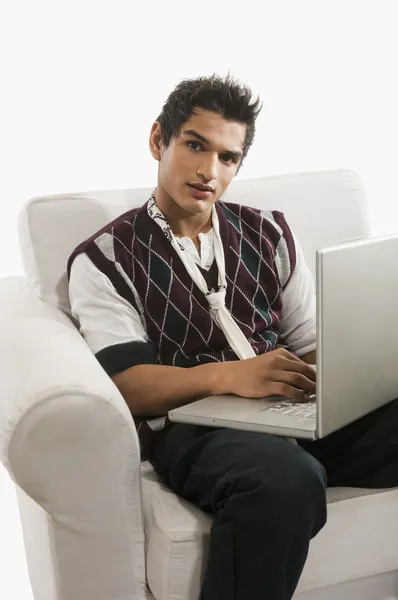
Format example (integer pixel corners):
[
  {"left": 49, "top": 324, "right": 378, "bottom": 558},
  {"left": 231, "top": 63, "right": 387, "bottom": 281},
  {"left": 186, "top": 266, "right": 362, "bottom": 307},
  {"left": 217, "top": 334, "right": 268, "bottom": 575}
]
[{"left": 221, "top": 348, "right": 316, "bottom": 403}]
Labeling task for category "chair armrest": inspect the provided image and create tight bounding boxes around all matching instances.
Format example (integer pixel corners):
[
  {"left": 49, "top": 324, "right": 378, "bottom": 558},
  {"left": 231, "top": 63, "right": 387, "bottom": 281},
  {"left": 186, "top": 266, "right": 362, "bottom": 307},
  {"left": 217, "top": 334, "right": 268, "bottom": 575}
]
[
  {"left": 0, "top": 277, "right": 146, "bottom": 599},
  {"left": 0, "top": 276, "right": 139, "bottom": 474}
]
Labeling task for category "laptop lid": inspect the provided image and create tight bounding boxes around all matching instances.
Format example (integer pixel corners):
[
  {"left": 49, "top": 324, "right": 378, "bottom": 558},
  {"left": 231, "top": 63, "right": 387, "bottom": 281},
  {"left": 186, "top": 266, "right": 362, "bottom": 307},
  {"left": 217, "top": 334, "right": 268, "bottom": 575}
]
[{"left": 317, "top": 233, "right": 398, "bottom": 437}]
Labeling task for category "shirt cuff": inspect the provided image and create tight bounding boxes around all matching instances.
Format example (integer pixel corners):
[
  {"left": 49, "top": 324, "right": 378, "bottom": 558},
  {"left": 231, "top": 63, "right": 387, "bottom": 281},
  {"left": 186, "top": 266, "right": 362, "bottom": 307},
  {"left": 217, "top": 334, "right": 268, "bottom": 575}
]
[{"left": 95, "top": 341, "right": 157, "bottom": 377}]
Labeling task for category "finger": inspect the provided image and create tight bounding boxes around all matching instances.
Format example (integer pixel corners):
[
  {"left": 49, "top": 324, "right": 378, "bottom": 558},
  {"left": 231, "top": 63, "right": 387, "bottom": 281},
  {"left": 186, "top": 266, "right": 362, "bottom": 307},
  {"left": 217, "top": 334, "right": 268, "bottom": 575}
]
[
  {"left": 270, "top": 382, "right": 312, "bottom": 403},
  {"left": 276, "top": 358, "right": 316, "bottom": 383},
  {"left": 273, "top": 370, "right": 316, "bottom": 394},
  {"left": 282, "top": 353, "right": 316, "bottom": 378}
]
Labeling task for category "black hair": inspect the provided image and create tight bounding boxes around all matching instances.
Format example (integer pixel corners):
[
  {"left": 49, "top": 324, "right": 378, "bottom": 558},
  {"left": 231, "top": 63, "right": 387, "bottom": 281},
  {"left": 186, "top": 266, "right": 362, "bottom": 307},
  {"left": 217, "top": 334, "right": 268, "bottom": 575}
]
[{"left": 156, "top": 73, "right": 262, "bottom": 169}]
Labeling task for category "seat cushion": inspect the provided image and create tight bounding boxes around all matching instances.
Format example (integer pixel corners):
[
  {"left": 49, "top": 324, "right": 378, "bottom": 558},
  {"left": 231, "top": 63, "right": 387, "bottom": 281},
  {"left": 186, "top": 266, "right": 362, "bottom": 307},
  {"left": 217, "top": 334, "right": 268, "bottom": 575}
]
[{"left": 141, "top": 462, "right": 398, "bottom": 599}]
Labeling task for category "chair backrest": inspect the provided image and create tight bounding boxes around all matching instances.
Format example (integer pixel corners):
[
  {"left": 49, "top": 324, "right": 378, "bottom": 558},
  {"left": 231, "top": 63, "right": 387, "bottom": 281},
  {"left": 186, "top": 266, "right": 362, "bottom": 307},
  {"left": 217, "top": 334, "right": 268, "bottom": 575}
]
[{"left": 17, "top": 169, "right": 371, "bottom": 319}]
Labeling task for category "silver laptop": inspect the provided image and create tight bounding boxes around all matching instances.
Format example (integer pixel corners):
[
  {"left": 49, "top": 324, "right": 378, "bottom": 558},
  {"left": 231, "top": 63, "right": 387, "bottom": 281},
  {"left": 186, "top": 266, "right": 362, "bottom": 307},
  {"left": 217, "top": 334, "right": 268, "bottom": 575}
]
[{"left": 169, "top": 234, "right": 398, "bottom": 440}]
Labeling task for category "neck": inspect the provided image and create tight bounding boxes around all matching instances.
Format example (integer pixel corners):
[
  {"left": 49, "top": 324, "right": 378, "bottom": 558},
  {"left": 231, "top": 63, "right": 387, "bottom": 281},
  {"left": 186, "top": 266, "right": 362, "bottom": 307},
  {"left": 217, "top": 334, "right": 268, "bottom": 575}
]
[{"left": 154, "top": 186, "right": 213, "bottom": 239}]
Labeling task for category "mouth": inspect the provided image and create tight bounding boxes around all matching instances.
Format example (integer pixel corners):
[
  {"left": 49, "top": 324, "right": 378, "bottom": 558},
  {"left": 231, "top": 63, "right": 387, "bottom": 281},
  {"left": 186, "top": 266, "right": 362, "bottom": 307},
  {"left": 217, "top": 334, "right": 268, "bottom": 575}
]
[
  {"left": 187, "top": 183, "right": 214, "bottom": 200},
  {"left": 188, "top": 183, "right": 214, "bottom": 192}
]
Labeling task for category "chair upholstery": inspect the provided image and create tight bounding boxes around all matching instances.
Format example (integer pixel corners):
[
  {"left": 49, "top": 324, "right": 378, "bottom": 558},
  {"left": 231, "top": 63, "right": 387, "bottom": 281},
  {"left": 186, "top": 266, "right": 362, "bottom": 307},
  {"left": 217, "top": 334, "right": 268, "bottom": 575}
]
[{"left": 1, "top": 169, "right": 397, "bottom": 600}]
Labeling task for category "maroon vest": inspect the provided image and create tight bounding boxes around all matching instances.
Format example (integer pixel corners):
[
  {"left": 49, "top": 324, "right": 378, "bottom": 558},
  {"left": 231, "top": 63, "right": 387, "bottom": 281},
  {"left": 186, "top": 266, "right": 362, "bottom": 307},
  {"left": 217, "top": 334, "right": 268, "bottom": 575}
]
[{"left": 67, "top": 200, "right": 296, "bottom": 366}]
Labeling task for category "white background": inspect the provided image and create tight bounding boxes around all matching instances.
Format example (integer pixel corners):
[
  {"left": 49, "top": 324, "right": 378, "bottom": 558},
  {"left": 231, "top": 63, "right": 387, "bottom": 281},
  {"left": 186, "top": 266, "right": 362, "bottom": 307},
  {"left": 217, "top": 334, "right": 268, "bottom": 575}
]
[{"left": 1, "top": 1, "right": 397, "bottom": 597}]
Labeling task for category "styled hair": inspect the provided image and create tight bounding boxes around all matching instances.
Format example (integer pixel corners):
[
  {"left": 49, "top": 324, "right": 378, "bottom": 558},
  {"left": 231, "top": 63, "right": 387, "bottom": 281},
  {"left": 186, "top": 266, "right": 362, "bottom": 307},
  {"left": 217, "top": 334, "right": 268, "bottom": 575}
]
[{"left": 156, "top": 73, "right": 262, "bottom": 168}]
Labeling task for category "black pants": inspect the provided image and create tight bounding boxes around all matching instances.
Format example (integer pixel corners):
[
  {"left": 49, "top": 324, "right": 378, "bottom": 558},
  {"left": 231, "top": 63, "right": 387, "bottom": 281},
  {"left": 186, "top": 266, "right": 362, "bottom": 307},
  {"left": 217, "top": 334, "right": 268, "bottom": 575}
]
[{"left": 149, "top": 398, "right": 398, "bottom": 600}]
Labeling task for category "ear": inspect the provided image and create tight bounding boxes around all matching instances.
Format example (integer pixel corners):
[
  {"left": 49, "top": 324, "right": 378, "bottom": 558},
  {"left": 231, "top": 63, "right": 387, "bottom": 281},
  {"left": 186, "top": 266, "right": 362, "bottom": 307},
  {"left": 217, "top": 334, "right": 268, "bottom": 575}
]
[{"left": 149, "top": 121, "right": 164, "bottom": 161}]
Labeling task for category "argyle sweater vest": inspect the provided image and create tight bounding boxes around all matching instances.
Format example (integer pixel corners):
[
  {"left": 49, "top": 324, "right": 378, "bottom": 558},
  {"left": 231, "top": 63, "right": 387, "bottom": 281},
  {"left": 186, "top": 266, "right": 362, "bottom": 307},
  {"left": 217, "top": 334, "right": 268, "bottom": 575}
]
[{"left": 67, "top": 200, "right": 297, "bottom": 459}]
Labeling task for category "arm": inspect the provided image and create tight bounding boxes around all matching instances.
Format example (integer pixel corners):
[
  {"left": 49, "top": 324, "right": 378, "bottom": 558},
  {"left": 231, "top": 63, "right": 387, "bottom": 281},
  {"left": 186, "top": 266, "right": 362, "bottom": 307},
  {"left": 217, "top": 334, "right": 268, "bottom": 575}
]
[
  {"left": 112, "top": 348, "right": 316, "bottom": 414},
  {"left": 112, "top": 348, "right": 316, "bottom": 413},
  {"left": 111, "top": 362, "right": 229, "bottom": 415}
]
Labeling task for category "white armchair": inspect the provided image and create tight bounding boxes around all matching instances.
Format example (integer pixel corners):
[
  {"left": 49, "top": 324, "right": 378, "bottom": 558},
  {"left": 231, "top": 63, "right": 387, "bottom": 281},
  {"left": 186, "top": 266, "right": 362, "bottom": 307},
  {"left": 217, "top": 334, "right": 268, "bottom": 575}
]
[{"left": 1, "top": 169, "right": 398, "bottom": 600}]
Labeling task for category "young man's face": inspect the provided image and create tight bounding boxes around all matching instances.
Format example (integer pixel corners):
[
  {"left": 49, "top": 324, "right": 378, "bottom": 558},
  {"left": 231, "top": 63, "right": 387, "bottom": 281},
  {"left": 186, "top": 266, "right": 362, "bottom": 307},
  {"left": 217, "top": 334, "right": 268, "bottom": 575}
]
[{"left": 149, "top": 108, "right": 246, "bottom": 216}]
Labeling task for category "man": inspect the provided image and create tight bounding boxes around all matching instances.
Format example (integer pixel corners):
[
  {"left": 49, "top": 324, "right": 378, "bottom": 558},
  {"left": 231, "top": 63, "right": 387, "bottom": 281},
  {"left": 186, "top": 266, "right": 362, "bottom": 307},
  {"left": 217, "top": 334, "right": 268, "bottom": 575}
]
[{"left": 67, "top": 74, "right": 398, "bottom": 600}]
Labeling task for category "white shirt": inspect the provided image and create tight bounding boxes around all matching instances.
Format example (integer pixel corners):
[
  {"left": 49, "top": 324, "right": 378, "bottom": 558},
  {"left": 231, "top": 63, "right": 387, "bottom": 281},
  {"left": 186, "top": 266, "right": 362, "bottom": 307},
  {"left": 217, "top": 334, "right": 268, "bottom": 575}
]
[{"left": 69, "top": 226, "right": 316, "bottom": 360}]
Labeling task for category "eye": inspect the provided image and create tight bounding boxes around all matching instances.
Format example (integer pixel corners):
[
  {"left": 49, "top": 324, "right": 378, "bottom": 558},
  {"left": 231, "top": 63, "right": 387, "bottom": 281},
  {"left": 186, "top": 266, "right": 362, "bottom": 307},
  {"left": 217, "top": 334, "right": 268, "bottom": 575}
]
[
  {"left": 187, "top": 140, "right": 202, "bottom": 151},
  {"left": 220, "top": 154, "right": 236, "bottom": 164}
]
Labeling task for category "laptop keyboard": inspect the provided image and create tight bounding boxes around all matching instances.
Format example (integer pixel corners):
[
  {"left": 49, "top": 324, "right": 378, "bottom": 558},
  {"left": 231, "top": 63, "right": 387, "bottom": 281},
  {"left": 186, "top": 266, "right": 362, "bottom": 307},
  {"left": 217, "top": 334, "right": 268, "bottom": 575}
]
[{"left": 261, "top": 399, "right": 317, "bottom": 420}]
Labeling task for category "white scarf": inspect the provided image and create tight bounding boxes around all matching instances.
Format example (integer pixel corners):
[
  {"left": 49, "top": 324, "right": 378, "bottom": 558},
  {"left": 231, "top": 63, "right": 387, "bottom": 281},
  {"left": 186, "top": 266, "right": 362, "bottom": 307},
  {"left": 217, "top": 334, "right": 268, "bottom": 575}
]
[{"left": 148, "top": 194, "right": 256, "bottom": 361}]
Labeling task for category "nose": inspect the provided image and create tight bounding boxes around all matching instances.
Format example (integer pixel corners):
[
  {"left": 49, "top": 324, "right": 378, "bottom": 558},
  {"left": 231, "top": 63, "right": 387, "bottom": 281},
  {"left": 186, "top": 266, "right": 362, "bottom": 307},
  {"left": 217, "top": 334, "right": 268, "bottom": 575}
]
[{"left": 197, "top": 153, "right": 218, "bottom": 183}]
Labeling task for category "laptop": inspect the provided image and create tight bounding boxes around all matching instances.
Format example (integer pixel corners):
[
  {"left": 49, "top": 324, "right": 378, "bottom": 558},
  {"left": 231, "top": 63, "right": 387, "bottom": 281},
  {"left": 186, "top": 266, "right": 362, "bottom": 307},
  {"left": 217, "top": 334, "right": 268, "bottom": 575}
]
[{"left": 169, "top": 233, "right": 398, "bottom": 440}]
